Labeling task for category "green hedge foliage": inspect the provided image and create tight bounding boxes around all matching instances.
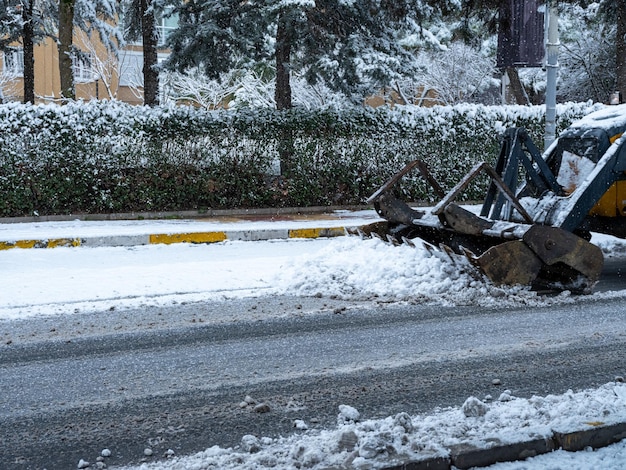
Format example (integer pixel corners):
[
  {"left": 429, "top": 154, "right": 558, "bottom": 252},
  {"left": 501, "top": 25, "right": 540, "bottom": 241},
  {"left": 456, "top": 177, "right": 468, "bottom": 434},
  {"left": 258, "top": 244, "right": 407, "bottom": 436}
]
[{"left": 0, "top": 100, "right": 602, "bottom": 217}]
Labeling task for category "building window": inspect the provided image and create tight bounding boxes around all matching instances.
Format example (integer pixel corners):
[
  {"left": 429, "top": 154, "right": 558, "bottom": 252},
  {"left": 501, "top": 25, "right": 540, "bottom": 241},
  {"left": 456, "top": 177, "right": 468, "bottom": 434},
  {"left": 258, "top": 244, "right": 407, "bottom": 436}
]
[
  {"left": 121, "top": 7, "right": 178, "bottom": 47},
  {"left": 3, "top": 48, "right": 24, "bottom": 76},
  {"left": 119, "top": 51, "right": 143, "bottom": 87},
  {"left": 157, "top": 10, "right": 178, "bottom": 46},
  {"left": 73, "top": 53, "right": 94, "bottom": 82},
  {"left": 119, "top": 51, "right": 169, "bottom": 87}
]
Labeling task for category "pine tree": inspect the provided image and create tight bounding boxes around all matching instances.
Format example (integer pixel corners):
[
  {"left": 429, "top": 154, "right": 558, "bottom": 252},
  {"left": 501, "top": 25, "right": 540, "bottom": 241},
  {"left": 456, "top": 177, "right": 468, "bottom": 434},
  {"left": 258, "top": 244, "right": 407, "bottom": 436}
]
[
  {"left": 121, "top": 0, "right": 166, "bottom": 106},
  {"left": 59, "top": 0, "right": 75, "bottom": 101},
  {"left": 596, "top": 0, "right": 626, "bottom": 100},
  {"left": 164, "top": 0, "right": 460, "bottom": 110},
  {"left": 0, "top": 0, "right": 56, "bottom": 103},
  {"left": 59, "top": 0, "right": 120, "bottom": 102}
]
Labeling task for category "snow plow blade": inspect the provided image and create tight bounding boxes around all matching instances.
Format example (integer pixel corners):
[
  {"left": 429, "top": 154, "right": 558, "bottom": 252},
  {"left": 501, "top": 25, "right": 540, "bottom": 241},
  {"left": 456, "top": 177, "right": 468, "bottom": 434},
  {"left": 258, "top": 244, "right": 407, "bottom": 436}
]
[
  {"left": 365, "top": 149, "right": 606, "bottom": 292},
  {"left": 470, "top": 241, "right": 543, "bottom": 286},
  {"left": 470, "top": 225, "right": 603, "bottom": 292},
  {"left": 364, "top": 194, "right": 605, "bottom": 292}
]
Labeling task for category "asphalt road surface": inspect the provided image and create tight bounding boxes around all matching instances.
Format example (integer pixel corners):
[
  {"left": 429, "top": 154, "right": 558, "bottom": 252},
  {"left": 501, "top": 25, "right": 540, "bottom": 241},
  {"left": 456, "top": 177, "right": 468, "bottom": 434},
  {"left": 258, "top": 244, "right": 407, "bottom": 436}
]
[{"left": 1, "top": 264, "right": 626, "bottom": 469}]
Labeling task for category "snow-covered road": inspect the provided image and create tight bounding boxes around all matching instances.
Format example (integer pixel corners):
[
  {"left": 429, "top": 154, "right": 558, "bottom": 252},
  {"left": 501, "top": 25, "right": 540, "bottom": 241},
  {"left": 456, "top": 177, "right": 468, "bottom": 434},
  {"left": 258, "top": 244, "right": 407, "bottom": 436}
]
[{"left": 2, "top": 221, "right": 626, "bottom": 469}]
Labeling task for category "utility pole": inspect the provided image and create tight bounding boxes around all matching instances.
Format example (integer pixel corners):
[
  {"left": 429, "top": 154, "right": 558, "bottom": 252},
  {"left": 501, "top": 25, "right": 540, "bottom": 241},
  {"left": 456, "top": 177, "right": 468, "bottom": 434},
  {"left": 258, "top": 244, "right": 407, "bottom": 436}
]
[{"left": 544, "top": 0, "right": 559, "bottom": 151}]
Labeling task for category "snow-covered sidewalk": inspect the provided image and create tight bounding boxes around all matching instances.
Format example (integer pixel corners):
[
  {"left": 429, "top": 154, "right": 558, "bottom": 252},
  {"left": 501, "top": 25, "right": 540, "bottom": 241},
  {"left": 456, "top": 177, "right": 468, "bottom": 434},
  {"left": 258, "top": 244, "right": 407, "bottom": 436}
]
[{"left": 0, "top": 209, "right": 381, "bottom": 248}]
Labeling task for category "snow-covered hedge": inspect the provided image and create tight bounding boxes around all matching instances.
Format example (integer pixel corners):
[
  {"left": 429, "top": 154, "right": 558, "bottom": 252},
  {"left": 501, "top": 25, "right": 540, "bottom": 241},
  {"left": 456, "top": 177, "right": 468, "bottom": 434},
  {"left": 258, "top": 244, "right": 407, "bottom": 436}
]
[{"left": 0, "top": 100, "right": 602, "bottom": 217}]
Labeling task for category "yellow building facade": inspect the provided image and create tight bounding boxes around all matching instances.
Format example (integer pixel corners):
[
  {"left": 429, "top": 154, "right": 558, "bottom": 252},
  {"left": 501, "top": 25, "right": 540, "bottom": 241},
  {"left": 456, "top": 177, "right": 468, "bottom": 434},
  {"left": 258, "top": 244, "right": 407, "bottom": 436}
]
[{"left": 0, "top": 17, "right": 174, "bottom": 105}]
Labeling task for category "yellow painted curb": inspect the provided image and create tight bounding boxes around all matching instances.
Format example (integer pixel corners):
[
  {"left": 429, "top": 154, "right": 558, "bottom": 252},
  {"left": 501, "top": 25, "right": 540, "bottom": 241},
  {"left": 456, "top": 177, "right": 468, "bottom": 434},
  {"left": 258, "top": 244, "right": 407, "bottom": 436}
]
[
  {"left": 47, "top": 238, "right": 82, "bottom": 248},
  {"left": 0, "top": 238, "right": 81, "bottom": 250},
  {"left": 0, "top": 240, "right": 37, "bottom": 250},
  {"left": 149, "top": 232, "right": 227, "bottom": 245},
  {"left": 288, "top": 227, "right": 345, "bottom": 239}
]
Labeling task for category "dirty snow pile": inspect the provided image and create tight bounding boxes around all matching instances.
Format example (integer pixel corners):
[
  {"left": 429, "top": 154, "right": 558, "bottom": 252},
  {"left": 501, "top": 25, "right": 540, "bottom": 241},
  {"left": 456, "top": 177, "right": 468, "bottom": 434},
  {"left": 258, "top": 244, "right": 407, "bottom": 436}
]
[{"left": 115, "top": 382, "right": 626, "bottom": 470}]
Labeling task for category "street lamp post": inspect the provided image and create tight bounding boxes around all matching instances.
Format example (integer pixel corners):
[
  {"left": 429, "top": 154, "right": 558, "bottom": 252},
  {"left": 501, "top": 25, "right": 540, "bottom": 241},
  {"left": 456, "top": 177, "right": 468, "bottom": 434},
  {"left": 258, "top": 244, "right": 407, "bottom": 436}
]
[{"left": 544, "top": 0, "right": 559, "bottom": 151}]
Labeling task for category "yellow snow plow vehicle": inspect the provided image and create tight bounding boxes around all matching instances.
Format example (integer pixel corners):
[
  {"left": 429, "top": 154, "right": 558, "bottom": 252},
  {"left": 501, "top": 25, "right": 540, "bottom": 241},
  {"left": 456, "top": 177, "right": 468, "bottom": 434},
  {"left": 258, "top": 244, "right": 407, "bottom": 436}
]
[{"left": 364, "top": 105, "right": 626, "bottom": 293}]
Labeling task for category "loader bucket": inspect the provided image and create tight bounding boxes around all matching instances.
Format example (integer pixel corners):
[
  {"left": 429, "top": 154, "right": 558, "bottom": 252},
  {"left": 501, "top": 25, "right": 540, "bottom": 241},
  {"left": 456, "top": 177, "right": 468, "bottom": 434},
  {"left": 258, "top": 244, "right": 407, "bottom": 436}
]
[
  {"left": 470, "top": 226, "right": 603, "bottom": 292},
  {"left": 521, "top": 225, "right": 604, "bottom": 292},
  {"left": 365, "top": 153, "right": 605, "bottom": 292},
  {"left": 470, "top": 241, "right": 543, "bottom": 286}
]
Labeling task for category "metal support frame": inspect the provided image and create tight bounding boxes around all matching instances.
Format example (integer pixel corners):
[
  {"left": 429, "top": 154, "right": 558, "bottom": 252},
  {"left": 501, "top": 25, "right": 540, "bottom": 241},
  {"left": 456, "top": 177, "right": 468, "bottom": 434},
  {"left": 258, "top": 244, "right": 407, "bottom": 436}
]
[
  {"left": 366, "top": 160, "right": 445, "bottom": 205},
  {"left": 368, "top": 155, "right": 535, "bottom": 226},
  {"left": 481, "top": 128, "right": 559, "bottom": 221},
  {"left": 432, "top": 161, "right": 533, "bottom": 224}
]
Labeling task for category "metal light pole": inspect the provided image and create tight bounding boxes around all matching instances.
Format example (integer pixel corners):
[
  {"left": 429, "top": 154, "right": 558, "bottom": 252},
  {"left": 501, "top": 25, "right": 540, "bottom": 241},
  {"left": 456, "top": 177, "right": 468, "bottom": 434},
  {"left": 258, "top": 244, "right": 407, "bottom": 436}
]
[{"left": 544, "top": 0, "right": 559, "bottom": 151}]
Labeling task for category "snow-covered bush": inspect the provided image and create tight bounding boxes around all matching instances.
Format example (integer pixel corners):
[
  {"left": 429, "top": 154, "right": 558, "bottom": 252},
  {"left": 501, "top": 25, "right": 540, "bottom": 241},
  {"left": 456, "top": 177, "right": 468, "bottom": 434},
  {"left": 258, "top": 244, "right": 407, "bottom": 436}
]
[
  {"left": 161, "top": 67, "right": 351, "bottom": 110},
  {"left": 0, "top": 100, "right": 601, "bottom": 217},
  {"left": 411, "top": 42, "right": 500, "bottom": 105},
  {"left": 557, "top": 3, "right": 616, "bottom": 103}
]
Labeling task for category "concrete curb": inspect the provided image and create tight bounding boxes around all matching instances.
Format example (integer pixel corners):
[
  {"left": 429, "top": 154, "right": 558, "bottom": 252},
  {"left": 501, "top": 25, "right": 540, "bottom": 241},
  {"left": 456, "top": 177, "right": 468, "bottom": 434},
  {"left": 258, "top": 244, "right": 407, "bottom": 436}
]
[
  {"left": 0, "top": 205, "right": 373, "bottom": 224},
  {"left": 0, "top": 226, "right": 349, "bottom": 250},
  {"left": 381, "top": 422, "right": 626, "bottom": 470}
]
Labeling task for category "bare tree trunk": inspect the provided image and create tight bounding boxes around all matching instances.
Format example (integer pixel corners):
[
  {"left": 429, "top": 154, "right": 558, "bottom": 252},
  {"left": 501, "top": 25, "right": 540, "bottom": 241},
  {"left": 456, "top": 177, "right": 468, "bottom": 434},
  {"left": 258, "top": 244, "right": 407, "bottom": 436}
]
[
  {"left": 505, "top": 67, "right": 529, "bottom": 105},
  {"left": 275, "top": 11, "right": 292, "bottom": 111},
  {"left": 59, "top": 0, "right": 76, "bottom": 102},
  {"left": 274, "top": 10, "right": 295, "bottom": 177},
  {"left": 616, "top": 1, "right": 626, "bottom": 101},
  {"left": 141, "top": 0, "right": 159, "bottom": 106},
  {"left": 22, "top": 1, "right": 35, "bottom": 104}
]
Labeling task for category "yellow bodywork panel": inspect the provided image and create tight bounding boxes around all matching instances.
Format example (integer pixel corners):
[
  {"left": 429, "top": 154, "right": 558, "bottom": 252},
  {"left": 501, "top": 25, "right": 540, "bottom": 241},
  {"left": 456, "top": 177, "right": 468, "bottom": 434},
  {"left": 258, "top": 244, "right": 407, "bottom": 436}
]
[
  {"left": 588, "top": 133, "right": 626, "bottom": 218},
  {"left": 589, "top": 181, "right": 626, "bottom": 217},
  {"left": 589, "top": 180, "right": 626, "bottom": 218},
  {"left": 590, "top": 183, "right": 618, "bottom": 217}
]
